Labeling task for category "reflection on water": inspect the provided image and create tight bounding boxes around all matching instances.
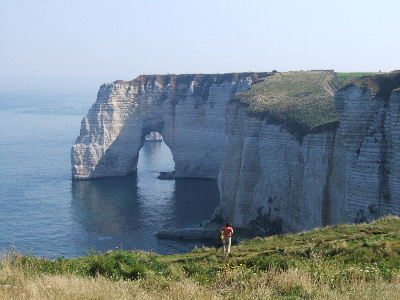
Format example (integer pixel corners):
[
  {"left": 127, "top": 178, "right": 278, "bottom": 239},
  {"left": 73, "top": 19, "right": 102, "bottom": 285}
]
[
  {"left": 71, "top": 142, "right": 220, "bottom": 255},
  {"left": 72, "top": 175, "right": 140, "bottom": 235}
]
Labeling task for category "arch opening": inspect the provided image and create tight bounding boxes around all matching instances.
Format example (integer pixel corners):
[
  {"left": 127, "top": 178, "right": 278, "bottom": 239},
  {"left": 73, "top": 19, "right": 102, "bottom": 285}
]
[
  {"left": 138, "top": 130, "right": 175, "bottom": 179},
  {"left": 138, "top": 119, "right": 175, "bottom": 179}
]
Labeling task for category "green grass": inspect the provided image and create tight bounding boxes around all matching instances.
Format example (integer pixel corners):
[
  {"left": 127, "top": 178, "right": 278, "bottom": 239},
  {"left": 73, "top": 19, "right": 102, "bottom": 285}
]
[
  {"left": 335, "top": 72, "right": 376, "bottom": 80},
  {"left": 2, "top": 216, "right": 400, "bottom": 299},
  {"left": 232, "top": 71, "right": 384, "bottom": 139},
  {"left": 233, "top": 71, "right": 339, "bottom": 138},
  {"left": 3, "top": 216, "right": 400, "bottom": 281},
  {"left": 350, "top": 71, "right": 400, "bottom": 100}
]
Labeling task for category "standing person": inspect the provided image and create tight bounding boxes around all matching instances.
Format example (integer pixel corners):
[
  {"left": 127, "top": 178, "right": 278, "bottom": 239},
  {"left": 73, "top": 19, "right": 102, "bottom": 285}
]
[{"left": 221, "top": 222, "right": 233, "bottom": 257}]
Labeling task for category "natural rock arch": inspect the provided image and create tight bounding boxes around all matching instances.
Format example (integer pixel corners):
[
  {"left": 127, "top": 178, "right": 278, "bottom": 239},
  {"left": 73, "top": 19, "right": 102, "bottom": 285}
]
[{"left": 71, "top": 73, "right": 265, "bottom": 179}]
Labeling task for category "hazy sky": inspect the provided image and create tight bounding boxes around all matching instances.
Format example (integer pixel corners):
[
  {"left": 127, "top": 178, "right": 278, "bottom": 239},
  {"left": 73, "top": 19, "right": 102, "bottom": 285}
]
[{"left": 1, "top": 0, "right": 399, "bottom": 92}]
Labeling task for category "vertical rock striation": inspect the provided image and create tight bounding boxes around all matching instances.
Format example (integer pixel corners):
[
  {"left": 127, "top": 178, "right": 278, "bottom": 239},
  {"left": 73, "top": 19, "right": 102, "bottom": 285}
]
[
  {"left": 329, "top": 75, "right": 400, "bottom": 225},
  {"left": 212, "top": 100, "right": 338, "bottom": 234}
]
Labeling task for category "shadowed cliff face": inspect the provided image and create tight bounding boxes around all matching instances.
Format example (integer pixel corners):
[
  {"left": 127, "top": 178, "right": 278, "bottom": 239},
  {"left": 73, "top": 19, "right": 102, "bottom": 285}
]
[
  {"left": 211, "top": 71, "right": 400, "bottom": 235},
  {"left": 329, "top": 73, "right": 400, "bottom": 226},
  {"left": 72, "top": 71, "right": 400, "bottom": 236}
]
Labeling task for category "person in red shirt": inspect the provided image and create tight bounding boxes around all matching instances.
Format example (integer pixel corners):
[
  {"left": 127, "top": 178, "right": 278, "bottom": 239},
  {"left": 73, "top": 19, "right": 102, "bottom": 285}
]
[{"left": 221, "top": 222, "right": 233, "bottom": 256}]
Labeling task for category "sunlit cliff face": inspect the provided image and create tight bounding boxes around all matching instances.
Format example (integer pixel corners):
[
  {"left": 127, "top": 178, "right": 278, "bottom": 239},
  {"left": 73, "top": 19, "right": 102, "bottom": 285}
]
[{"left": 71, "top": 73, "right": 263, "bottom": 180}]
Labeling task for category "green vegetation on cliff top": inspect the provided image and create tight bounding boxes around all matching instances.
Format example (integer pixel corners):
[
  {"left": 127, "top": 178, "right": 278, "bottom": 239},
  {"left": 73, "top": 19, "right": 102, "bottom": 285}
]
[
  {"left": 233, "top": 71, "right": 339, "bottom": 129},
  {"left": 2, "top": 216, "right": 400, "bottom": 299},
  {"left": 349, "top": 71, "right": 400, "bottom": 100},
  {"left": 233, "top": 71, "right": 386, "bottom": 136}
]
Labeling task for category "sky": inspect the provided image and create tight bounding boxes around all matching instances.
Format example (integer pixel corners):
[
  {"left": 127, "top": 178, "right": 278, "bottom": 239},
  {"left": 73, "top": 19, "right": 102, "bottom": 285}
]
[{"left": 1, "top": 0, "right": 399, "bottom": 92}]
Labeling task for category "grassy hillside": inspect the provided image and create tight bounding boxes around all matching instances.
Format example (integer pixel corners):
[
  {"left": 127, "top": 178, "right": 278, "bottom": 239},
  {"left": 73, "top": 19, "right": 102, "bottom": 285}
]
[
  {"left": 233, "top": 71, "right": 377, "bottom": 138},
  {"left": 1, "top": 216, "right": 400, "bottom": 299}
]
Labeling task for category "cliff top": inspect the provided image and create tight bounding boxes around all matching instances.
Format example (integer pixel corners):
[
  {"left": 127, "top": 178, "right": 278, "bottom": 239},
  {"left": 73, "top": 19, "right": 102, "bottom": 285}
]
[
  {"left": 113, "top": 71, "right": 399, "bottom": 138},
  {"left": 347, "top": 70, "right": 400, "bottom": 101},
  {"left": 113, "top": 72, "right": 271, "bottom": 89},
  {"left": 232, "top": 71, "right": 341, "bottom": 137},
  {"left": 232, "top": 70, "right": 394, "bottom": 138},
  {"left": 113, "top": 73, "right": 272, "bottom": 103}
]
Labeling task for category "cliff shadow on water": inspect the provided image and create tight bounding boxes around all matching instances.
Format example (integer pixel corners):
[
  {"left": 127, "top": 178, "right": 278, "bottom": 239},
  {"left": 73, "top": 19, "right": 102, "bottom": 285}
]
[
  {"left": 70, "top": 161, "right": 221, "bottom": 254},
  {"left": 71, "top": 176, "right": 220, "bottom": 234}
]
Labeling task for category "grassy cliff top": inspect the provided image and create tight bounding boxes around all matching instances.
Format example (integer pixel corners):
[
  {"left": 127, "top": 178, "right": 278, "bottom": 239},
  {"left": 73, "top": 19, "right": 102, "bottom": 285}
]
[
  {"left": 347, "top": 70, "right": 400, "bottom": 101},
  {"left": 232, "top": 71, "right": 340, "bottom": 136},
  {"left": 2, "top": 216, "right": 400, "bottom": 299},
  {"left": 232, "top": 71, "right": 380, "bottom": 138}
]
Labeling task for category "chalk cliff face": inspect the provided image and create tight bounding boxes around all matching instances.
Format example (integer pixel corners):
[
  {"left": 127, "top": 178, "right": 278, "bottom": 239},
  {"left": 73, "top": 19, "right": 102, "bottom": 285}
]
[
  {"left": 212, "top": 101, "right": 338, "bottom": 234},
  {"left": 71, "top": 73, "right": 268, "bottom": 179},
  {"left": 329, "top": 83, "right": 400, "bottom": 225},
  {"left": 72, "top": 71, "right": 400, "bottom": 236},
  {"left": 212, "top": 73, "right": 400, "bottom": 234}
]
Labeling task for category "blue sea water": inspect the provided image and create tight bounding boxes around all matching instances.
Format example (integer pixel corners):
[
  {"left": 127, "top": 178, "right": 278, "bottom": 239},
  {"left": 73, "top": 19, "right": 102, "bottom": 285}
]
[{"left": 0, "top": 90, "right": 220, "bottom": 258}]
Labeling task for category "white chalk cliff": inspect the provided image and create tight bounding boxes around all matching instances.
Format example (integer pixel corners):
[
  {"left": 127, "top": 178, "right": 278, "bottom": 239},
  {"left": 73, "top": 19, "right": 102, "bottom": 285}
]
[
  {"left": 72, "top": 71, "right": 400, "bottom": 235},
  {"left": 145, "top": 131, "right": 163, "bottom": 141},
  {"left": 72, "top": 73, "right": 265, "bottom": 180}
]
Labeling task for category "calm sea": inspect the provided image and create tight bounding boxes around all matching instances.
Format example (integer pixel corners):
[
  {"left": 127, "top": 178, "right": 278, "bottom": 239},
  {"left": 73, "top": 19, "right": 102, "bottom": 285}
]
[{"left": 0, "top": 90, "right": 220, "bottom": 258}]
